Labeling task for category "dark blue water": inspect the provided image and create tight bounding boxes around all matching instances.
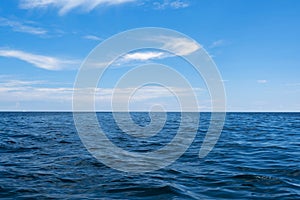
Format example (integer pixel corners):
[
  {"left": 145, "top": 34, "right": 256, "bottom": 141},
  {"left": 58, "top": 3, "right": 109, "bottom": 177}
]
[{"left": 0, "top": 112, "right": 299, "bottom": 199}]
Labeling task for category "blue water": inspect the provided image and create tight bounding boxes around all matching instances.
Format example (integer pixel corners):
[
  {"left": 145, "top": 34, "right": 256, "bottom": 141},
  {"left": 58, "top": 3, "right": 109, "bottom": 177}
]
[{"left": 0, "top": 112, "right": 299, "bottom": 199}]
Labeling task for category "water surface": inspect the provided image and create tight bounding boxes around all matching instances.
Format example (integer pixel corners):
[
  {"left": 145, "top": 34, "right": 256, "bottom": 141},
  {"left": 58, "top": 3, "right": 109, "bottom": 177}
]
[{"left": 0, "top": 112, "right": 299, "bottom": 199}]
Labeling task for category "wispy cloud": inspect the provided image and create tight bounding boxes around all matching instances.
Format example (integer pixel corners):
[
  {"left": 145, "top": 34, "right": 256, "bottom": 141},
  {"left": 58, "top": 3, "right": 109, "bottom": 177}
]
[
  {"left": 83, "top": 35, "right": 102, "bottom": 41},
  {"left": 257, "top": 80, "right": 268, "bottom": 84},
  {"left": 0, "top": 82, "right": 205, "bottom": 111},
  {"left": 209, "top": 39, "right": 225, "bottom": 48},
  {"left": 74, "top": 35, "right": 201, "bottom": 70},
  {"left": 19, "top": 0, "right": 137, "bottom": 15},
  {"left": 0, "top": 49, "right": 80, "bottom": 70},
  {"left": 0, "top": 17, "right": 47, "bottom": 35},
  {"left": 158, "top": 36, "right": 200, "bottom": 56},
  {"left": 0, "top": 71, "right": 206, "bottom": 110},
  {"left": 120, "top": 36, "right": 200, "bottom": 63},
  {"left": 0, "top": 85, "right": 73, "bottom": 111},
  {"left": 88, "top": 36, "right": 201, "bottom": 69},
  {"left": 0, "top": 87, "right": 73, "bottom": 102},
  {"left": 0, "top": 80, "right": 45, "bottom": 88},
  {"left": 153, "top": 0, "right": 190, "bottom": 10}
]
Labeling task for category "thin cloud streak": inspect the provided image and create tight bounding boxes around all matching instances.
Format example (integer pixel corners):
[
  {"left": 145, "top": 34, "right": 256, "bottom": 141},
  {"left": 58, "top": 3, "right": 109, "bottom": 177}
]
[
  {"left": 0, "top": 17, "right": 47, "bottom": 35},
  {"left": 19, "top": 0, "right": 137, "bottom": 15},
  {"left": 0, "top": 49, "right": 80, "bottom": 70},
  {"left": 0, "top": 80, "right": 45, "bottom": 87},
  {"left": 154, "top": 0, "right": 190, "bottom": 10},
  {"left": 257, "top": 80, "right": 268, "bottom": 84},
  {"left": 209, "top": 39, "right": 225, "bottom": 48},
  {"left": 83, "top": 35, "right": 102, "bottom": 41},
  {"left": 0, "top": 82, "right": 205, "bottom": 111}
]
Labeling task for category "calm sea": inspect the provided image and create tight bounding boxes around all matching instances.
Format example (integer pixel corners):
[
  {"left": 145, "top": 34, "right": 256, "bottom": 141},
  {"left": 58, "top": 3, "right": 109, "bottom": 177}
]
[{"left": 0, "top": 112, "right": 299, "bottom": 199}]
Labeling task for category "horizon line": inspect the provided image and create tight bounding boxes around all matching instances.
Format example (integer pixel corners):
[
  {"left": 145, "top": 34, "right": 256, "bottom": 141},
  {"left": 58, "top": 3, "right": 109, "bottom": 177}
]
[{"left": 0, "top": 110, "right": 299, "bottom": 113}]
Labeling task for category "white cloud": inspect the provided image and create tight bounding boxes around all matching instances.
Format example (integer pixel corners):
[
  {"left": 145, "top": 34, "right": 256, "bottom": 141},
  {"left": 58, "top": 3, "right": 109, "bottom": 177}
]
[
  {"left": 169, "top": 0, "right": 189, "bottom": 9},
  {"left": 0, "top": 49, "right": 79, "bottom": 70},
  {"left": 0, "top": 87, "right": 73, "bottom": 102},
  {"left": 0, "top": 79, "right": 72, "bottom": 103},
  {"left": 19, "top": 0, "right": 136, "bottom": 15},
  {"left": 90, "top": 36, "right": 200, "bottom": 68},
  {"left": 154, "top": 0, "right": 189, "bottom": 10},
  {"left": 257, "top": 80, "right": 268, "bottom": 84},
  {"left": 83, "top": 35, "right": 102, "bottom": 41},
  {"left": 75, "top": 86, "right": 205, "bottom": 112},
  {"left": 0, "top": 17, "right": 47, "bottom": 35},
  {"left": 106, "top": 50, "right": 170, "bottom": 67},
  {"left": 159, "top": 36, "right": 200, "bottom": 56},
  {"left": 0, "top": 80, "right": 45, "bottom": 87},
  {"left": 122, "top": 51, "right": 166, "bottom": 61}
]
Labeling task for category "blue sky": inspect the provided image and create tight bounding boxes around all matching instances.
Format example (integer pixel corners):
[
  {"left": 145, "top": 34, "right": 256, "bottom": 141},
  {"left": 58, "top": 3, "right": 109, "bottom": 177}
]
[{"left": 0, "top": 0, "right": 299, "bottom": 111}]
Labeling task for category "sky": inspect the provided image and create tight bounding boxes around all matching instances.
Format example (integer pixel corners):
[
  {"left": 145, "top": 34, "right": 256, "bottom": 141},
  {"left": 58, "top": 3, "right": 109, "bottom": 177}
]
[{"left": 0, "top": 0, "right": 299, "bottom": 112}]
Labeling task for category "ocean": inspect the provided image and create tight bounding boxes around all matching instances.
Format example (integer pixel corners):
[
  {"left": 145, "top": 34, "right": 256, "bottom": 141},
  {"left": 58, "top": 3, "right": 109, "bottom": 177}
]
[{"left": 0, "top": 112, "right": 299, "bottom": 199}]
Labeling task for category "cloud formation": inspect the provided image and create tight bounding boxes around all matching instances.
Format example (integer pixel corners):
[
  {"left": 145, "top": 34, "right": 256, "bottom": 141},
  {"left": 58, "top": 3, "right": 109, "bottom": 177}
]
[
  {"left": 117, "top": 36, "right": 200, "bottom": 62},
  {"left": 0, "top": 17, "right": 47, "bottom": 35},
  {"left": 0, "top": 79, "right": 205, "bottom": 111},
  {"left": 0, "top": 49, "right": 79, "bottom": 70},
  {"left": 154, "top": 0, "right": 189, "bottom": 10},
  {"left": 92, "top": 36, "right": 201, "bottom": 68},
  {"left": 19, "top": 0, "right": 136, "bottom": 15},
  {"left": 123, "top": 51, "right": 165, "bottom": 61},
  {"left": 83, "top": 35, "right": 102, "bottom": 41},
  {"left": 159, "top": 36, "right": 200, "bottom": 56}
]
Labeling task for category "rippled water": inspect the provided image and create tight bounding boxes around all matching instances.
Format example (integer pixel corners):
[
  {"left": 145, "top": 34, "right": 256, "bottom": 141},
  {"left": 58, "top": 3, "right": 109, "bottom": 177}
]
[{"left": 0, "top": 112, "right": 299, "bottom": 199}]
